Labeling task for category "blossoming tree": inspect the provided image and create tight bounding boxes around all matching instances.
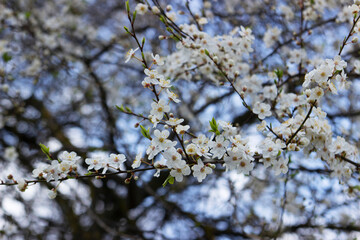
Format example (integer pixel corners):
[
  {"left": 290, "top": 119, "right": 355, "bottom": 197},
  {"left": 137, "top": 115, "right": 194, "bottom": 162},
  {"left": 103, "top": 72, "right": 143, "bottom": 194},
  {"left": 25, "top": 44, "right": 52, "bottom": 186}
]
[{"left": 1, "top": 0, "right": 360, "bottom": 239}]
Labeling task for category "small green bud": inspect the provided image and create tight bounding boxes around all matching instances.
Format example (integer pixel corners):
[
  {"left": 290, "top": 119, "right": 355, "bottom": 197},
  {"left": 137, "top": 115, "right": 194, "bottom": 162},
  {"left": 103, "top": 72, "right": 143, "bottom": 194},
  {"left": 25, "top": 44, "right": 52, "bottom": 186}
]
[
  {"left": 132, "top": 10, "right": 137, "bottom": 22},
  {"left": 126, "top": 1, "right": 130, "bottom": 13},
  {"left": 116, "top": 105, "right": 125, "bottom": 112},
  {"left": 124, "top": 26, "right": 131, "bottom": 34},
  {"left": 204, "top": 49, "right": 210, "bottom": 56},
  {"left": 141, "top": 37, "right": 145, "bottom": 47}
]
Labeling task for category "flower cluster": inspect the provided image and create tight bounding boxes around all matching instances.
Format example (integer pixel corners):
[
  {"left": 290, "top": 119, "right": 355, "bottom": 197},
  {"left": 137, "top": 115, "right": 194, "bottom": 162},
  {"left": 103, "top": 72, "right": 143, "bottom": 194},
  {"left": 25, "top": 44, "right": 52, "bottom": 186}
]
[
  {"left": 303, "top": 55, "right": 348, "bottom": 94},
  {"left": 85, "top": 153, "right": 127, "bottom": 174},
  {"left": 32, "top": 151, "right": 81, "bottom": 183},
  {"left": 157, "top": 24, "right": 255, "bottom": 84}
]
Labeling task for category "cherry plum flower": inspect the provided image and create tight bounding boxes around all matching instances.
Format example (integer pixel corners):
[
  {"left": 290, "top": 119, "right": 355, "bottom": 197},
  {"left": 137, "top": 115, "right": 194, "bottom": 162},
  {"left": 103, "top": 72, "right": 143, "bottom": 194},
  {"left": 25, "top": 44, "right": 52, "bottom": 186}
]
[
  {"left": 125, "top": 48, "right": 139, "bottom": 63},
  {"left": 135, "top": 3, "right": 148, "bottom": 15},
  {"left": 85, "top": 156, "right": 104, "bottom": 171},
  {"left": 150, "top": 99, "right": 170, "bottom": 119},
  {"left": 170, "top": 160, "right": 191, "bottom": 182},
  {"left": 108, "top": 154, "right": 126, "bottom": 170},
  {"left": 144, "top": 69, "right": 161, "bottom": 85},
  {"left": 58, "top": 151, "right": 81, "bottom": 164},
  {"left": 272, "top": 157, "right": 289, "bottom": 175},
  {"left": 253, "top": 102, "right": 272, "bottom": 120},
  {"left": 237, "top": 158, "right": 254, "bottom": 175},
  {"left": 151, "top": 53, "right": 164, "bottom": 66},
  {"left": 192, "top": 159, "right": 213, "bottom": 182},
  {"left": 132, "top": 151, "right": 143, "bottom": 169}
]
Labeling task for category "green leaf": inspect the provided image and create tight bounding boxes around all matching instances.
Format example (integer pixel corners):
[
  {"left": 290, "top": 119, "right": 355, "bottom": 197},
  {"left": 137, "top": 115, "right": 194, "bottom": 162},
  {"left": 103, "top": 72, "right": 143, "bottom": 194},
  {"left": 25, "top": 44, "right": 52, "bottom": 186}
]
[
  {"left": 159, "top": 15, "right": 166, "bottom": 24},
  {"left": 2, "top": 52, "right": 12, "bottom": 63},
  {"left": 274, "top": 68, "right": 283, "bottom": 79},
  {"left": 39, "top": 143, "right": 49, "bottom": 154},
  {"left": 24, "top": 11, "right": 31, "bottom": 19},
  {"left": 334, "top": 70, "right": 342, "bottom": 75},
  {"left": 125, "top": 106, "right": 132, "bottom": 113},
  {"left": 125, "top": 0, "right": 130, "bottom": 13},
  {"left": 170, "top": 35, "right": 180, "bottom": 42},
  {"left": 209, "top": 117, "right": 220, "bottom": 135},
  {"left": 209, "top": 117, "right": 216, "bottom": 129},
  {"left": 204, "top": 49, "right": 210, "bottom": 56},
  {"left": 132, "top": 10, "right": 137, "bottom": 22},
  {"left": 85, "top": 171, "right": 95, "bottom": 176},
  {"left": 140, "top": 125, "right": 151, "bottom": 139},
  {"left": 162, "top": 175, "right": 175, "bottom": 187},
  {"left": 124, "top": 26, "right": 130, "bottom": 34},
  {"left": 141, "top": 37, "right": 145, "bottom": 47},
  {"left": 39, "top": 143, "right": 52, "bottom": 160},
  {"left": 116, "top": 105, "right": 125, "bottom": 112}
]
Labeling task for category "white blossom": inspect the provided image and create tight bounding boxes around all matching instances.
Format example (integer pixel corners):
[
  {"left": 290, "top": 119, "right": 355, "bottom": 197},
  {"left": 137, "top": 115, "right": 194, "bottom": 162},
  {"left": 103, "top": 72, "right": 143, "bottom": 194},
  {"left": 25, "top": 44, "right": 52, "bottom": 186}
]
[
  {"left": 253, "top": 103, "right": 272, "bottom": 120},
  {"left": 170, "top": 160, "right": 191, "bottom": 182},
  {"left": 132, "top": 151, "right": 143, "bottom": 169},
  {"left": 192, "top": 159, "right": 212, "bottom": 182},
  {"left": 4, "top": 146, "right": 18, "bottom": 161}
]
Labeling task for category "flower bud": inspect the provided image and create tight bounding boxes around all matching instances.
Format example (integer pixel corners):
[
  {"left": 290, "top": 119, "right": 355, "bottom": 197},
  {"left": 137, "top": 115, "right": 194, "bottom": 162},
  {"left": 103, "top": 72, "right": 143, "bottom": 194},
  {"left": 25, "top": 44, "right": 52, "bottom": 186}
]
[
  {"left": 177, "top": 148, "right": 183, "bottom": 154},
  {"left": 1, "top": 84, "right": 9, "bottom": 93},
  {"left": 228, "top": 59, "right": 234, "bottom": 68},
  {"left": 204, "top": 1, "right": 212, "bottom": 9},
  {"left": 48, "top": 189, "right": 57, "bottom": 199},
  {"left": 16, "top": 179, "right": 27, "bottom": 192},
  {"left": 287, "top": 143, "right": 296, "bottom": 151},
  {"left": 152, "top": 6, "right": 160, "bottom": 14},
  {"left": 207, "top": 163, "right": 216, "bottom": 169}
]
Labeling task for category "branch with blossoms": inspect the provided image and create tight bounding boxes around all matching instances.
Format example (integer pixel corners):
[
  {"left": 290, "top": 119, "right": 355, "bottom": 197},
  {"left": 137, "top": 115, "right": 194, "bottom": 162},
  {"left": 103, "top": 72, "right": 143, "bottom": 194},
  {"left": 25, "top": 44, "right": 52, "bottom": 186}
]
[
  {"left": 139, "top": 1, "right": 360, "bottom": 181},
  {"left": 2, "top": 0, "right": 360, "bottom": 202}
]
